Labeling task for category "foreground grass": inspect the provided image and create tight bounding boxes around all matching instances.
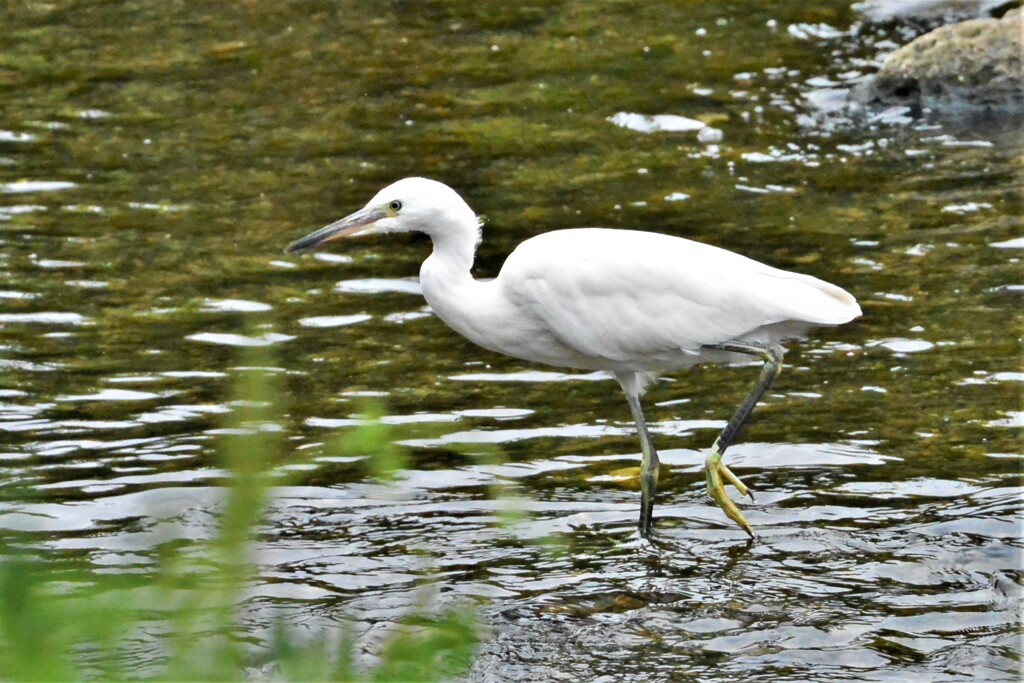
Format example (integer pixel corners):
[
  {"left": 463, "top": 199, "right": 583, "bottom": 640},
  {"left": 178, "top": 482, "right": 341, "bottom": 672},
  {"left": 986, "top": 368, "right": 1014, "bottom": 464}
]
[{"left": 0, "top": 354, "right": 477, "bottom": 681}]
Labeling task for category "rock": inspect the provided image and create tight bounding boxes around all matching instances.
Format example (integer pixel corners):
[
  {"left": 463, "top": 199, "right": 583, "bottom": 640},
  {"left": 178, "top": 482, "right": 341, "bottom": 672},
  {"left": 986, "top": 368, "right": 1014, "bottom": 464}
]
[
  {"left": 852, "top": 8, "right": 1023, "bottom": 111},
  {"left": 854, "top": 0, "right": 1012, "bottom": 24}
]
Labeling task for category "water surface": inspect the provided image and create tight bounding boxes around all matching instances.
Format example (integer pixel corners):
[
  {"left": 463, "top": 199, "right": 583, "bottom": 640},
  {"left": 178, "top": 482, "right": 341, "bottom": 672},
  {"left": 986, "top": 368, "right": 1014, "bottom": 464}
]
[{"left": 0, "top": 1, "right": 1021, "bottom": 680}]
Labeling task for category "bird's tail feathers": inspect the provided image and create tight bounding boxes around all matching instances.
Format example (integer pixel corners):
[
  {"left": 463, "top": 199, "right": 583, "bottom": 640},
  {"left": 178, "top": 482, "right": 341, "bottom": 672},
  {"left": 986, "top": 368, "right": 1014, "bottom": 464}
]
[{"left": 772, "top": 272, "right": 861, "bottom": 325}]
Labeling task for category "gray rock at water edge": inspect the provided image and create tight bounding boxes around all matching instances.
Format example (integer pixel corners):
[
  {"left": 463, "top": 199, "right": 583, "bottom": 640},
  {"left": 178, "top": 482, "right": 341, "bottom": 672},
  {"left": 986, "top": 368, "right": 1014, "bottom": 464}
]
[
  {"left": 854, "top": 0, "right": 1013, "bottom": 24},
  {"left": 852, "top": 8, "right": 1023, "bottom": 111}
]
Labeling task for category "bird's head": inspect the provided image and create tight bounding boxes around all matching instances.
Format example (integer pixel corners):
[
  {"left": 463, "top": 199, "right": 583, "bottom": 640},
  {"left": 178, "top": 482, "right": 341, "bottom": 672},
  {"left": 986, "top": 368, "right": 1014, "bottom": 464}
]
[{"left": 285, "top": 177, "right": 479, "bottom": 254}]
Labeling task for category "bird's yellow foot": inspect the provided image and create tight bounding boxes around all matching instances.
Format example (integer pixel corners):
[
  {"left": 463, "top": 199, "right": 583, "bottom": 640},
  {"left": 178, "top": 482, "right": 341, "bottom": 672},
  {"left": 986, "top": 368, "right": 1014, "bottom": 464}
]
[{"left": 704, "top": 448, "right": 755, "bottom": 538}]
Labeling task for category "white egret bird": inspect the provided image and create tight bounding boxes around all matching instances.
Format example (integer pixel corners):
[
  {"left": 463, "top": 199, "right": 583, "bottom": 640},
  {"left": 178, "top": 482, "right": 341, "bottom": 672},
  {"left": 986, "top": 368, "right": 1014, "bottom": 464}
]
[{"left": 286, "top": 177, "right": 860, "bottom": 538}]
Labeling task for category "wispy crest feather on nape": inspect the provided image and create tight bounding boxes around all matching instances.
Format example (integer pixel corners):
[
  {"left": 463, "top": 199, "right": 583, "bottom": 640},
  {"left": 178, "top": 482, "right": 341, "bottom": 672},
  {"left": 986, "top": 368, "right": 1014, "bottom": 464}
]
[{"left": 473, "top": 213, "right": 485, "bottom": 248}]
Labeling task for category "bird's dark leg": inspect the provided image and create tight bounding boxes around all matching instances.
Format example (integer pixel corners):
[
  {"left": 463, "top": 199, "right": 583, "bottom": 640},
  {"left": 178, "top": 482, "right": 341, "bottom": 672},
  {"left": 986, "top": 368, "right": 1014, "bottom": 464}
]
[
  {"left": 625, "top": 392, "right": 660, "bottom": 538},
  {"left": 703, "top": 342, "right": 784, "bottom": 538}
]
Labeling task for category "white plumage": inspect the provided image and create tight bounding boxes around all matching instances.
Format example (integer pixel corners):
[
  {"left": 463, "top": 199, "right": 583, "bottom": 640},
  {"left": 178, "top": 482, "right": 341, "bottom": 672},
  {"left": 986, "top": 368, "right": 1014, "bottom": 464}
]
[
  {"left": 287, "top": 177, "right": 861, "bottom": 539},
  {"left": 499, "top": 228, "right": 858, "bottom": 368}
]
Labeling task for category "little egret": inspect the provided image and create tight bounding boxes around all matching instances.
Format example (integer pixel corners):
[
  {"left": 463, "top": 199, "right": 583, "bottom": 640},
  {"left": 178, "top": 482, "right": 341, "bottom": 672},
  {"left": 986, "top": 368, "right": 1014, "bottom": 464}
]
[{"left": 286, "top": 177, "right": 861, "bottom": 538}]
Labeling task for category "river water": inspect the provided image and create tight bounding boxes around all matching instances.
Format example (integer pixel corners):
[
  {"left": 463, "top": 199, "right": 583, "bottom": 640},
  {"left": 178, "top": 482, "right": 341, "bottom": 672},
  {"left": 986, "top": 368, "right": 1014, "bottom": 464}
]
[{"left": 0, "top": 1, "right": 1021, "bottom": 680}]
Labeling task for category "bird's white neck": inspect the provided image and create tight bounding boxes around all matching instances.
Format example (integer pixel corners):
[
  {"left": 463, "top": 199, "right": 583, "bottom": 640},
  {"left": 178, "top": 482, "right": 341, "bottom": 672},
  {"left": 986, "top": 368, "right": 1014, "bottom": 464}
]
[
  {"left": 417, "top": 197, "right": 481, "bottom": 279},
  {"left": 424, "top": 222, "right": 478, "bottom": 275},
  {"left": 418, "top": 210, "right": 491, "bottom": 341}
]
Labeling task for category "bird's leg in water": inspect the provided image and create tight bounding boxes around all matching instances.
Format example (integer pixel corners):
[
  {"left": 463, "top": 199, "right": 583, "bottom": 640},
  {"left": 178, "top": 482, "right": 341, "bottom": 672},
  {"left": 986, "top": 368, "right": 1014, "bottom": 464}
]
[
  {"left": 704, "top": 343, "right": 783, "bottom": 538},
  {"left": 625, "top": 392, "right": 660, "bottom": 537}
]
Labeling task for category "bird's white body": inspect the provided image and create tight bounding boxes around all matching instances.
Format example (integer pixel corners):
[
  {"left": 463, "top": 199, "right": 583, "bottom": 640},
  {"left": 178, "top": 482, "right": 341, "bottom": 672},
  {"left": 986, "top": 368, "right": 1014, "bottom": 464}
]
[
  {"left": 422, "top": 226, "right": 858, "bottom": 383},
  {"left": 287, "top": 177, "right": 861, "bottom": 537}
]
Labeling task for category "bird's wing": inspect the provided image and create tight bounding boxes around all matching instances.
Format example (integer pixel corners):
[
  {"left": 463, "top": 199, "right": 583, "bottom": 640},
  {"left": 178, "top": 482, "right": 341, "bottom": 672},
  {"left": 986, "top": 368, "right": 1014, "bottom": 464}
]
[{"left": 500, "top": 228, "right": 858, "bottom": 363}]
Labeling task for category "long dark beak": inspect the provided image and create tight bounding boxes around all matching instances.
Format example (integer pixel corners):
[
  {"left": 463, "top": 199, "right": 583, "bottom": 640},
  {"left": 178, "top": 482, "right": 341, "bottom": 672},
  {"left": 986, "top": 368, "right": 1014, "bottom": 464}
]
[{"left": 285, "top": 207, "right": 385, "bottom": 254}]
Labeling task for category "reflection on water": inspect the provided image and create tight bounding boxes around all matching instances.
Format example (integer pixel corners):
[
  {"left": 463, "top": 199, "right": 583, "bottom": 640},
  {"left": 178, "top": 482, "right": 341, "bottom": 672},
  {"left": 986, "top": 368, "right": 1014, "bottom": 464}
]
[{"left": 0, "top": 0, "right": 1021, "bottom": 680}]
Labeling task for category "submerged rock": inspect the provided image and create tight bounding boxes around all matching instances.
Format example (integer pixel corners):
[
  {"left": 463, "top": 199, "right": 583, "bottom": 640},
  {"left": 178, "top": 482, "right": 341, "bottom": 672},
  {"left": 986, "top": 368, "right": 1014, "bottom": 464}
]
[{"left": 852, "top": 8, "right": 1023, "bottom": 111}]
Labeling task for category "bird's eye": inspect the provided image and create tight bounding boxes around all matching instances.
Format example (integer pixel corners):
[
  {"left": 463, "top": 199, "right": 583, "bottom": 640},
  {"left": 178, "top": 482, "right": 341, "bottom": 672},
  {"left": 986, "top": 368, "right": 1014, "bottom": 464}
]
[{"left": 389, "top": 200, "right": 402, "bottom": 211}]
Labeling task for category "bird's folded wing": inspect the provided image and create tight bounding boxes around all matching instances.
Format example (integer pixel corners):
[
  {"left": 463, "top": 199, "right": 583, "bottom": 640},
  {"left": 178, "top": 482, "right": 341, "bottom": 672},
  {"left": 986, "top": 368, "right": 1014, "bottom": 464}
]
[{"left": 501, "top": 229, "right": 858, "bottom": 363}]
